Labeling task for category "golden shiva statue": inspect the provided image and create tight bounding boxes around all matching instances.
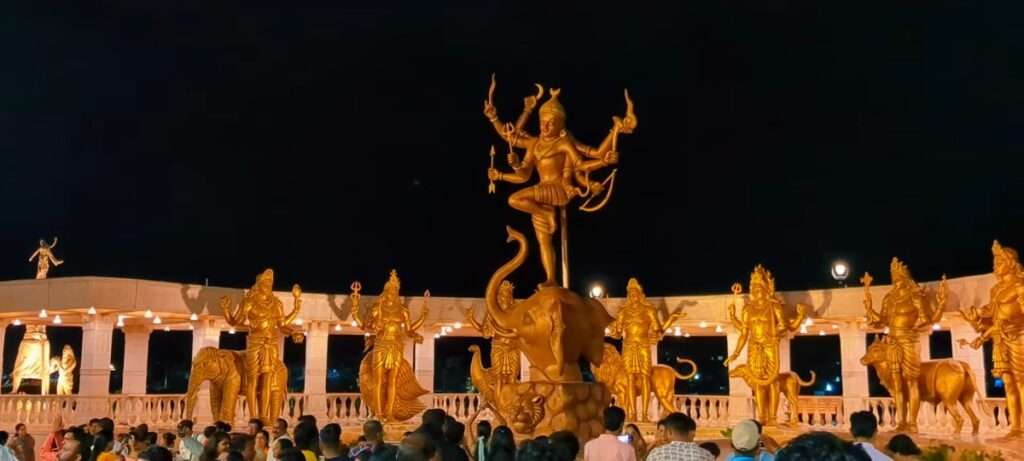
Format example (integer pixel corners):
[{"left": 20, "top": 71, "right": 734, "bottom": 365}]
[
  {"left": 465, "top": 280, "right": 521, "bottom": 393},
  {"left": 861, "top": 257, "right": 948, "bottom": 433},
  {"left": 725, "top": 265, "right": 808, "bottom": 426},
  {"left": 28, "top": 237, "right": 63, "bottom": 279},
  {"left": 219, "top": 268, "right": 303, "bottom": 424},
  {"left": 961, "top": 241, "right": 1024, "bottom": 438},
  {"left": 350, "top": 270, "right": 430, "bottom": 422},
  {"left": 605, "top": 278, "right": 683, "bottom": 421},
  {"left": 49, "top": 345, "right": 77, "bottom": 396},
  {"left": 11, "top": 324, "right": 52, "bottom": 394},
  {"left": 484, "top": 75, "right": 635, "bottom": 287}
]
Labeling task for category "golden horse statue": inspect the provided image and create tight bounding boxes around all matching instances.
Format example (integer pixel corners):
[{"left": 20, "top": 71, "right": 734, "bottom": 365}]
[
  {"left": 861, "top": 337, "right": 981, "bottom": 435},
  {"left": 185, "top": 347, "right": 288, "bottom": 423},
  {"left": 728, "top": 365, "right": 815, "bottom": 425},
  {"left": 593, "top": 344, "right": 697, "bottom": 420}
]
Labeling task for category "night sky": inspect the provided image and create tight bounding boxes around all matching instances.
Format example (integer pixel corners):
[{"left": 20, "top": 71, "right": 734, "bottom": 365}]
[{"left": 2, "top": 3, "right": 1023, "bottom": 297}]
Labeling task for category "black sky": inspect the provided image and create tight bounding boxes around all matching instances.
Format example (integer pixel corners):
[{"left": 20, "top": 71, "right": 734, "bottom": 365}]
[{"left": 2, "top": 3, "right": 1023, "bottom": 297}]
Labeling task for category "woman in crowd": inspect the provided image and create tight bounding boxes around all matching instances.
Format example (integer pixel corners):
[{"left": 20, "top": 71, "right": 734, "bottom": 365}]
[
  {"left": 90, "top": 432, "right": 121, "bottom": 461},
  {"left": 253, "top": 432, "right": 269, "bottom": 461},
  {"left": 37, "top": 417, "right": 64, "bottom": 461},
  {"left": 624, "top": 424, "right": 647, "bottom": 461},
  {"left": 486, "top": 426, "right": 515, "bottom": 461},
  {"left": 199, "top": 434, "right": 230, "bottom": 461}
]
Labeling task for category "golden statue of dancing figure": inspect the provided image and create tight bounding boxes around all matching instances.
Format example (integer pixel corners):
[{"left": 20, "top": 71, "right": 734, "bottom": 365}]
[
  {"left": 861, "top": 258, "right": 947, "bottom": 433},
  {"left": 724, "top": 265, "right": 808, "bottom": 425},
  {"left": 219, "top": 269, "right": 303, "bottom": 424},
  {"left": 49, "top": 345, "right": 76, "bottom": 395},
  {"left": 465, "top": 280, "right": 521, "bottom": 393},
  {"left": 28, "top": 237, "right": 63, "bottom": 279},
  {"left": 961, "top": 241, "right": 1024, "bottom": 438},
  {"left": 606, "top": 278, "right": 682, "bottom": 421},
  {"left": 351, "top": 270, "right": 430, "bottom": 422},
  {"left": 484, "top": 76, "right": 635, "bottom": 287}
]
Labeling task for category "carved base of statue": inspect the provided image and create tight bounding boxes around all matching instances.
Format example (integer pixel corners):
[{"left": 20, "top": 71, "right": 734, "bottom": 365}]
[
  {"left": 185, "top": 347, "right": 288, "bottom": 424},
  {"left": 493, "top": 381, "right": 610, "bottom": 443},
  {"left": 358, "top": 353, "right": 428, "bottom": 423}
]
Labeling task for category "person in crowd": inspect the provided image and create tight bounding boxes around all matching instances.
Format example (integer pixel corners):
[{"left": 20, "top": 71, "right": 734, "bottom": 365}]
[
  {"left": 699, "top": 443, "right": 721, "bottom": 460},
  {"left": 199, "top": 433, "right": 230, "bottom": 461},
  {"left": 774, "top": 432, "right": 868, "bottom": 461},
  {"left": 623, "top": 424, "right": 647, "bottom": 461},
  {"left": 472, "top": 421, "right": 491, "bottom": 461},
  {"left": 728, "top": 420, "right": 761, "bottom": 461},
  {"left": 486, "top": 426, "right": 515, "bottom": 461},
  {"left": 138, "top": 447, "right": 172, "bottom": 461},
  {"left": 213, "top": 426, "right": 230, "bottom": 437},
  {"left": 643, "top": 412, "right": 712, "bottom": 461},
  {"left": 86, "top": 422, "right": 100, "bottom": 438},
  {"left": 0, "top": 432, "right": 20, "bottom": 461},
  {"left": 396, "top": 431, "right": 435, "bottom": 461},
  {"left": 266, "top": 420, "right": 289, "bottom": 461},
  {"left": 725, "top": 420, "right": 774, "bottom": 461},
  {"left": 252, "top": 432, "right": 269, "bottom": 461},
  {"left": 58, "top": 429, "right": 91, "bottom": 461},
  {"left": 548, "top": 431, "right": 579, "bottom": 461},
  {"left": 883, "top": 435, "right": 920, "bottom": 461},
  {"left": 290, "top": 423, "right": 317, "bottom": 461},
  {"left": 113, "top": 435, "right": 130, "bottom": 459},
  {"left": 352, "top": 420, "right": 394, "bottom": 461},
  {"left": 38, "top": 417, "right": 65, "bottom": 461},
  {"left": 245, "top": 423, "right": 262, "bottom": 439},
  {"left": 13, "top": 423, "right": 35, "bottom": 461},
  {"left": 91, "top": 432, "right": 120, "bottom": 461},
  {"left": 229, "top": 435, "right": 255, "bottom": 461},
  {"left": 274, "top": 449, "right": 302, "bottom": 461},
  {"left": 515, "top": 439, "right": 558, "bottom": 461},
  {"left": 316, "top": 425, "right": 344, "bottom": 461},
  {"left": 270, "top": 440, "right": 291, "bottom": 461},
  {"left": 849, "top": 411, "right": 892, "bottom": 461},
  {"left": 418, "top": 409, "right": 465, "bottom": 461},
  {"left": 583, "top": 406, "right": 635, "bottom": 461},
  {"left": 199, "top": 429, "right": 215, "bottom": 449},
  {"left": 176, "top": 421, "right": 202, "bottom": 461},
  {"left": 444, "top": 421, "right": 471, "bottom": 460},
  {"left": 224, "top": 453, "right": 243, "bottom": 461},
  {"left": 159, "top": 434, "right": 175, "bottom": 451}
]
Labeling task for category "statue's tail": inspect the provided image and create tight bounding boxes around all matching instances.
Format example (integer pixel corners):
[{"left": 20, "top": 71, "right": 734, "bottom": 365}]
[
  {"left": 673, "top": 357, "right": 699, "bottom": 380},
  {"left": 469, "top": 345, "right": 496, "bottom": 403},
  {"left": 796, "top": 370, "right": 816, "bottom": 387},
  {"left": 484, "top": 227, "right": 528, "bottom": 330}
]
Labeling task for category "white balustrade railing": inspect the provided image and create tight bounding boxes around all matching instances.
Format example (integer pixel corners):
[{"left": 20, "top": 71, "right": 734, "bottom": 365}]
[
  {"left": 432, "top": 393, "right": 485, "bottom": 421},
  {"left": 0, "top": 395, "right": 77, "bottom": 426},
  {"left": 325, "top": 393, "right": 371, "bottom": 423},
  {"left": 673, "top": 395, "right": 730, "bottom": 426},
  {"left": 790, "top": 397, "right": 843, "bottom": 429}
]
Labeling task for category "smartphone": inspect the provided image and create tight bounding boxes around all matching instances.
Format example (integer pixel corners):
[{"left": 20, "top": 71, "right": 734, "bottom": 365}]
[{"left": 617, "top": 435, "right": 631, "bottom": 444}]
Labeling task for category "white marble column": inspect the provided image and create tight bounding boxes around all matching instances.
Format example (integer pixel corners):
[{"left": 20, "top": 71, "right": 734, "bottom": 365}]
[
  {"left": 191, "top": 319, "right": 221, "bottom": 425},
  {"left": 726, "top": 328, "right": 753, "bottom": 422},
  {"left": 304, "top": 322, "right": 329, "bottom": 420},
  {"left": 122, "top": 325, "right": 151, "bottom": 395},
  {"left": 0, "top": 322, "right": 7, "bottom": 383},
  {"left": 919, "top": 332, "right": 932, "bottom": 360},
  {"left": 950, "top": 321, "right": 987, "bottom": 397},
  {"left": 76, "top": 314, "right": 116, "bottom": 423},
  {"left": 779, "top": 337, "right": 792, "bottom": 372},
  {"left": 414, "top": 331, "right": 436, "bottom": 391},
  {"left": 838, "top": 324, "right": 869, "bottom": 417}
]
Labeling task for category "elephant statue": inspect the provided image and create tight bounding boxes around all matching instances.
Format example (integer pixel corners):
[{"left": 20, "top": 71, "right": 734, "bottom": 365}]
[
  {"left": 186, "top": 347, "right": 288, "bottom": 423},
  {"left": 481, "top": 226, "right": 614, "bottom": 382}
]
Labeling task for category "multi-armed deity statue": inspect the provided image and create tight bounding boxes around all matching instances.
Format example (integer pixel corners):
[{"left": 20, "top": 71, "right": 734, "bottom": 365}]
[
  {"left": 468, "top": 77, "right": 635, "bottom": 441},
  {"left": 725, "top": 265, "right": 808, "bottom": 426},
  {"left": 349, "top": 270, "right": 430, "bottom": 423},
  {"left": 604, "top": 278, "right": 685, "bottom": 421},
  {"left": 28, "top": 237, "right": 63, "bottom": 279},
  {"left": 961, "top": 241, "right": 1024, "bottom": 438},
  {"left": 861, "top": 257, "right": 947, "bottom": 432},
  {"left": 217, "top": 269, "right": 303, "bottom": 424}
]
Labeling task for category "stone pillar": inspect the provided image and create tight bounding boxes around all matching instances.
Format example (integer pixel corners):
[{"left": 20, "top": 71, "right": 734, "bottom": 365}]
[
  {"left": 191, "top": 319, "right": 222, "bottom": 425},
  {"left": 77, "top": 314, "right": 116, "bottom": 423},
  {"left": 415, "top": 331, "right": 436, "bottom": 391},
  {"left": 726, "top": 328, "right": 753, "bottom": 422},
  {"left": 839, "top": 324, "right": 869, "bottom": 418},
  {"left": 950, "top": 321, "right": 987, "bottom": 397},
  {"left": 0, "top": 322, "right": 7, "bottom": 382},
  {"left": 779, "top": 336, "right": 792, "bottom": 371},
  {"left": 919, "top": 332, "right": 932, "bottom": 360},
  {"left": 122, "top": 325, "right": 151, "bottom": 395},
  {"left": 304, "top": 322, "right": 329, "bottom": 420}
]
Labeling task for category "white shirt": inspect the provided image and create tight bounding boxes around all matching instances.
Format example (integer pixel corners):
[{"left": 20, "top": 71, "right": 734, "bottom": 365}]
[
  {"left": 854, "top": 442, "right": 893, "bottom": 461},
  {"left": 646, "top": 441, "right": 714, "bottom": 461},
  {"left": 0, "top": 445, "right": 18, "bottom": 461}
]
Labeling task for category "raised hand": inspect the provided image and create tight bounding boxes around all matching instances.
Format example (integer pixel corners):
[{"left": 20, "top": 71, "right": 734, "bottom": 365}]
[
  {"left": 292, "top": 284, "right": 302, "bottom": 299},
  {"left": 483, "top": 100, "right": 497, "bottom": 120},
  {"left": 488, "top": 168, "right": 501, "bottom": 182}
]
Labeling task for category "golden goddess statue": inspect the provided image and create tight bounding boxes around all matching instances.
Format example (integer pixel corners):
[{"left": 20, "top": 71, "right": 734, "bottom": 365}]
[
  {"left": 961, "top": 241, "right": 1024, "bottom": 438},
  {"left": 725, "top": 265, "right": 808, "bottom": 425},
  {"left": 351, "top": 270, "right": 430, "bottom": 422},
  {"left": 49, "top": 345, "right": 76, "bottom": 396},
  {"left": 12, "top": 324, "right": 52, "bottom": 394},
  {"left": 28, "top": 237, "right": 63, "bottom": 280},
  {"left": 465, "top": 280, "right": 521, "bottom": 393},
  {"left": 606, "top": 278, "right": 683, "bottom": 421},
  {"left": 861, "top": 257, "right": 947, "bottom": 432},
  {"left": 219, "top": 268, "right": 303, "bottom": 424},
  {"left": 484, "top": 76, "right": 635, "bottom": 287}
]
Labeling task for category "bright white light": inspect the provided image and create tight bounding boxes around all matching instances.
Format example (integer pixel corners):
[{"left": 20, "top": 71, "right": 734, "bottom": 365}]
[
  {"left": 433, "top": 333, "right": 440, "bottom": 339},
  {"left": 454, "top": 322, "right": 463, "bottom": 329},
  {"left": 53, "top": 315, "right": 62, "bottom": 325},
  {"left": 350, "top": 320, "right": 358, "bottom": 327},
  {"left": 694, "top": 373, "right": 701, "bottom": 381},
  {"left": 714, "top": 325, "right": 723, "bottom": 333},
  {"left": 604, "top": 327, "right": 610, "bottom": 335},
  {"left": 153, "top": 316, "right": 162, "bottom": 325},
  {"left": 144, "top": 309, "right": 153, "bottom": 319},
  {"left": 825, "top": 383, "right": 833, "bottom": 392},
  {"left": 684, "top": 333, "right": 691, "bottom": 338},
  {"left": 673, "top": 329, "right": 681, "bottom": 337},
  {"left": 87, "top": 306, "right": 97, "bottom": 315},
  {"left": 699, "top": 321, "right": 708, "bottom": 329},
  {"left": 831, "top": 261, "right": 850, "bottom": 281},
  {"left": 163, "top": 326, "right": 170, "bottom": 332},
  {"left": 12, "top": 319, "right": 21, "bottom": 326},
  {"left": 190, "top": 313, "right": 199, "bottom": 321},
  {"left": 334, "top": 324, "right": 342, "bottom": 332},
  {"left": 188, "top": 324, "right": 194, "bottom": 330},
  {"left": 883, "top": 327, "right": 890, "bottom": 334},
  {"left": 228, "top": 327, "right": 236, "bottom": 334},
  {"left": 832, "top": 324, "right": 839, "bottom": 329},
  {"left": 800, "top": 326, "right": 808, "bottom": 334},
  {"left": 294, "top": 318, "right": 304, "bottom": 325},
  {"left": 364, "top": 332, "right": 370, "bottom": 337},
  {"left": 818, "top": 330, "right": 825, "bottom": 336},
  {"left": 673, "top": 326, "right": 681, "bottom": 335},
  {"left": 116, "top": 317, "right": 125, "bottom": 327},
  {"left": 589, "top": 284, "right": 604, "bottom": 299},
  {"left": 109, "top": 364, "right": 116, "bottom": 372},
  {"left": 38, "top": 309, "right": 47, "bottom": 319},
  {"left": 804, "top": 318, "right": 814, "bottom": 326},
  {"left": 932, "top": 323, "right": 941, "bottom": 331}
]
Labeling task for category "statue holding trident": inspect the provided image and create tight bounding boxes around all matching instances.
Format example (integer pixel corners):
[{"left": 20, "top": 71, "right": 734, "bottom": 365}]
[{"left": 484, "top": 75, "right": 636, "bottom": 288}]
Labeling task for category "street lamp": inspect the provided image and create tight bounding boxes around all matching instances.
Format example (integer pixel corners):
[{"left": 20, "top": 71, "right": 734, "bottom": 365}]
[
  {"left": 589, "top": 284, "right": 605, "bottom": 299},
  {"left": 831, "top": 260, "right": 850, "bottom": 287}
]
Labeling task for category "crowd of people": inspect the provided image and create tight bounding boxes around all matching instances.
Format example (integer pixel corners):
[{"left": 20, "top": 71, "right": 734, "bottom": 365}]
[{"left": 0, "top": 408, "right": 933, "bottom": 461}]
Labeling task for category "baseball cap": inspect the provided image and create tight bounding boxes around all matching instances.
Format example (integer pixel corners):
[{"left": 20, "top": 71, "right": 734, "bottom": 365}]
[{"left": 731, "top": 420, "right": 760, "bottom": 451}]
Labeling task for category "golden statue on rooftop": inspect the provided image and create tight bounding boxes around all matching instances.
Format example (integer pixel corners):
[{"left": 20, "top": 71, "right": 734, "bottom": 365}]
[
  {"left": 219, "top": 268, "right": 303, "bottom": 424},
  {"left": 861, "top": 257, "right": 947, "bottom": 432},
  {"left": 605, "top": 278, "right": 683, "bottom": 421},
  {"left": 961, "top": 241, "right": 1024, "bottom": 438},
  {"left": 725, "top": 265, "right": 808, "bottom": 426},
  {"left": 29, "top": 237, "right": 63, "bottom": 279},
  {"left": 350, "top": 270, "right": 430, "bottom": 422}
]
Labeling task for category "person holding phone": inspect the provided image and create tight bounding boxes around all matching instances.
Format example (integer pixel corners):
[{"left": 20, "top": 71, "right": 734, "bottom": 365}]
[{"left": 582, "top": 406, "right": 635, "bottom": 461}]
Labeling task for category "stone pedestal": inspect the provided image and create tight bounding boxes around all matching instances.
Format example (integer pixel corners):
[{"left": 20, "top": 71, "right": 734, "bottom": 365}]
[{"left": 494, "top": 381, "right": 610, "bottom": 444}]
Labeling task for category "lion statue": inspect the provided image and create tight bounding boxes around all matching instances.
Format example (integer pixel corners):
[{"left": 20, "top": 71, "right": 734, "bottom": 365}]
[
  {"left": 593, "top": 344, "right": 698, "bottom": 419},
  {"left": 186, "top": 347, "right": 288, "bottom": 422},
  {"left": 728, "top": 364, "right": 816, "bottom": 425}
]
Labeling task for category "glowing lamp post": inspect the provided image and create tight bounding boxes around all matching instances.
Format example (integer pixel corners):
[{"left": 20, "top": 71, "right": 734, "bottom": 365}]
[
  {"left": 831, "top": 260, "right": 850, "bottom": 287},
  {"left": 589, "top": 284, "right": 605, "bottom": 299}
]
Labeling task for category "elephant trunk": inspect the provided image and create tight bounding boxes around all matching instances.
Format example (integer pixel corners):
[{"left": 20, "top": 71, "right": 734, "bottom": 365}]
[{"left": 485, "top": 226, "right": 528, "bottom": 331}]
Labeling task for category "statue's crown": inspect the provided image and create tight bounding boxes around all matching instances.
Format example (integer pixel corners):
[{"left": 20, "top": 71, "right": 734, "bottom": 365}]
[
  {"left": 539, "top": 88, "right": 566, "bottom": 119},
  {"left": 627, "top": 277, "right": 643, "bottom": 292},
  {"left": 384, "top": 269, "right": 401, "bottom": 292},
  {"left": 257, "top": 268, "right": 274, "bottom": 283},
  {"left": 993, "top": 240, "right": 1019, "bottom": 263},
  {"left": 889, "top": 257, "right": 911, "bottom": 280},
  {"left": 749, "top": 264, "right": 774, "bottom": 289}
]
